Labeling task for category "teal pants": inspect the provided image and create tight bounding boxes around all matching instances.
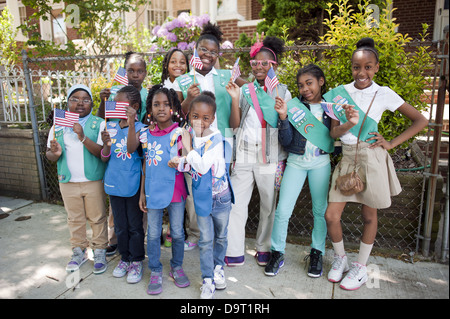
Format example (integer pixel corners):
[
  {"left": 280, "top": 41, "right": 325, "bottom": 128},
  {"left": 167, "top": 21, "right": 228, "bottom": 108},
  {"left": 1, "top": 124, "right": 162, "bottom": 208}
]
[{"left": 271, "top": 162, "right": 331, "bottom": 254}]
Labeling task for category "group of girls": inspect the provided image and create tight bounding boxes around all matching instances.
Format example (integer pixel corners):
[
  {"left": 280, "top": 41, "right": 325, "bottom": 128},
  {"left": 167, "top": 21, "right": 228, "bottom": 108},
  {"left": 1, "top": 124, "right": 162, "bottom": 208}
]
[{"left": 46, "top": 20, "right": 427, "bottom": 298}]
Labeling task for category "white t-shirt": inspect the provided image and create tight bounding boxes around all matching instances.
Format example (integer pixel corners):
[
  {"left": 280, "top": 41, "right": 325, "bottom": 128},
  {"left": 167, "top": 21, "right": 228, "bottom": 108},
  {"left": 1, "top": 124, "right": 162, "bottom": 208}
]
[
  {"left": 339, "top": 81, "right": 405, "bottom": 145},
  {"left": 173, "top": 68, "right": 219, "bottom": 130},
  {"left": 47, "top": 121, "right": 105, "bottom": 182}
]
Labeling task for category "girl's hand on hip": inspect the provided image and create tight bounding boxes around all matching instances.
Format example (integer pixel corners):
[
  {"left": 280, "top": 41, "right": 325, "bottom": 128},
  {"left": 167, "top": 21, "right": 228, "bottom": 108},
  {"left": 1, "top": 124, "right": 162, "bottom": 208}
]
[{"left": 367, "top": 132, "right": 393, "bottom": 150}]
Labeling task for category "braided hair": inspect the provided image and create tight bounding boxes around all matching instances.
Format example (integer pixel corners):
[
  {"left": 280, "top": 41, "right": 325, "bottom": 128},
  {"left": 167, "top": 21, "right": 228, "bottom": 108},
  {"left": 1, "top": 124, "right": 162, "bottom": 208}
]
[
  {"left": 146, "top": 84, "right": 186, "bottom": 127},
  {"left": 116, "top": 85, "right": 142, "bottom": 118}
]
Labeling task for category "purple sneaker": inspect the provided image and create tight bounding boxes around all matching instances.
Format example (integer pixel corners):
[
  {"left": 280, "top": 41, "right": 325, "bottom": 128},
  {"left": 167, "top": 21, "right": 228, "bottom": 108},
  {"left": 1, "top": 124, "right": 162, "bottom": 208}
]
[
  {"left": 66, "top": 247, "right": 88, "bottom": 273},
  {"left": 225, "top": 255, "right": 245, "bottom": 267},
  {"left": 169, "top": 266, "right": 190, "bottom": 288},
  {"left": 255, "top": 252, "right": 270, "bottom": 266},
  {"left": 147, "top": 272, "right": 163, "bottom": 295}
]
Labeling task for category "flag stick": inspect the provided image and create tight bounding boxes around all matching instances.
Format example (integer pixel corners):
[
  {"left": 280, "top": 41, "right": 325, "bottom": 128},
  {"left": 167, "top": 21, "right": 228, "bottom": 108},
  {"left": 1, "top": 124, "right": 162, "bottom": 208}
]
[
  {"left": 53, "top": 105, "right": 56, "bottom": 140},
  {"left": 104, "top": 96, "right": 107, "bottom": 131}
]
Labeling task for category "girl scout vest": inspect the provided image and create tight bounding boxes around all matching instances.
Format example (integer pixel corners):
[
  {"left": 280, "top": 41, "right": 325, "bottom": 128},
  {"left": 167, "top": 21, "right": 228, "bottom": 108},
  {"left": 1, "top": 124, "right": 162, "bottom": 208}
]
[
  {"left": 142, "top": 127, "right": 183, "bottom": 209},
  {"left": 234, "top": 80, "right": 288, "bottom": 163},
  {"left": 286, "top": 97, "right": 334, "bottom": 153},
  {"left": 190, "top": 134, "right": 235, "bottom": 217},
  {"left": 176, "top": 70, "right": 233, "bottom": 138},
  {"left": 323, "top": 85, "right": 378, "bottom": 143},
  {"left": 56, "top": 115, "right": 106, "bottom": 183},
  {"left": 103, "top": 121, "right": 145, "bottom": 197}
]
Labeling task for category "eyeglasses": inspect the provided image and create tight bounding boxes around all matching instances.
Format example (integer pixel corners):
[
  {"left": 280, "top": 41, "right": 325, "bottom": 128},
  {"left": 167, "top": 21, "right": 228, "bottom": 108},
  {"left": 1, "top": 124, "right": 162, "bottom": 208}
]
[
  {"left": 69, "top": 97, "right": 92, "bottom": 104},
  {"left": 198, "top": 46, "right": 219, "bottom": 57},
  {"left": 250, "top": 60, "right": 277, "bottom": 68}
]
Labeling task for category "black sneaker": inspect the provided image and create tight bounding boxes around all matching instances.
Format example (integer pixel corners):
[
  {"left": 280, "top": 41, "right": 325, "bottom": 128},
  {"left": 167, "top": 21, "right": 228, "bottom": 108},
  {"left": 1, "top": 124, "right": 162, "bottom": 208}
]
[
  {"left": 106, "top": 244, "right": 117, "bottom": 256},
  {"left": 264, "top": 251, "right": 284, "bottom": 276},
  {"left": 305, "top": 248, "right": 323, "bottom": 278}
]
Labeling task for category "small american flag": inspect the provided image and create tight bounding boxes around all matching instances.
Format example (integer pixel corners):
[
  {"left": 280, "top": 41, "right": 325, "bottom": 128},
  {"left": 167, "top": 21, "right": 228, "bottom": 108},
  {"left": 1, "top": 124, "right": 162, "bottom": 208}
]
[
  {"left": 190, "top": 48, "right": 203, "bottom": 70},
  {"left": 105, "top": 101, "right": 129, "bottom": 119},
  {"left": 54, "top": 109, "right": 79, "bottom": 127},
  {"left": 113, "top": 67, "right": 128, "bottom": 85},
  {"left": 320, "top": 102, "right": 338, "bottom": 120},
  {"left": 231, "top": 57, "right": 241, "bottom": 82},
  {"left": 264, "top": 67, "right": 279, "bottom": 94}
]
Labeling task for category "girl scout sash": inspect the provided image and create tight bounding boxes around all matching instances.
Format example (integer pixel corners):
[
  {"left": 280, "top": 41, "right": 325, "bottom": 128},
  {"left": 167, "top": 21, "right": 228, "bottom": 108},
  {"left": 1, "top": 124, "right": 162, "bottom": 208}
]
[
  {"left": 241, "top": 81, "right": 278, "bottom": 128},
  {"left": 176, "top": 70, "right": 233, "bottom": 138},
  {"left": 286, "top": 98, "right": 334, "bottom": 153},
  {"left": 323, "top": 85, "right": 378, "bottom": 143}
]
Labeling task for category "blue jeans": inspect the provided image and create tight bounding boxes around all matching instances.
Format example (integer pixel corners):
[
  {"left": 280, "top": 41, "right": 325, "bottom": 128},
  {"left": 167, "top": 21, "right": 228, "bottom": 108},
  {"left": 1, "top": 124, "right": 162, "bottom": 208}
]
[
  {"left": 197, "top": 190, "right": 232, "bottom": 279},
  {"left": 271, "top": 162, "right": 330, "bottom": 254},
  {"left": 147, "top": 200, "right": 185, "bottom": 272}
]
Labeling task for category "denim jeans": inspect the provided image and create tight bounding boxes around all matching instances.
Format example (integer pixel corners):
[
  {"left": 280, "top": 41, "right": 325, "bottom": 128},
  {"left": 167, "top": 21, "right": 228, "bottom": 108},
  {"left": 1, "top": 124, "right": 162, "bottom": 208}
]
[
  {"left": 147, "top": 200, "right": 185, "bottom": 272},
  {"left": 197, "top": 190, "right": 232, "bottom": 279}
]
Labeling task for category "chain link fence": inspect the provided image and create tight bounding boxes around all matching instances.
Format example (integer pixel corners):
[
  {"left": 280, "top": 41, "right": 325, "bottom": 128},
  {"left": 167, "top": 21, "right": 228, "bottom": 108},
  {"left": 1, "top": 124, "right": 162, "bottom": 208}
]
[{"left": 1, "top": 43, "right": 448, "bottom": 256}]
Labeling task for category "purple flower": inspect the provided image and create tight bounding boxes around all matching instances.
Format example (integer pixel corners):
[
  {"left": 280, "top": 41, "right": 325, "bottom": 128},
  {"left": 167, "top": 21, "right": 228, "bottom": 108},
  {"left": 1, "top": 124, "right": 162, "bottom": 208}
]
[
  {"left": 166, "top": 32, "right": 177, "bottom": 42},
  {"left": 221, "top": 40, "right": 233, "bottom": 49},
  {"left": 157, "top": 27, "right": 168, "bottom": 37},
  {"left": 152, "top": 25, "right": 161, "bottom": 36},
  {"left": 177, "top": 42, "right": 189, "bottom": 50},
  {"left": 178, "top": 12, "right": 190, "bottom": 23}
]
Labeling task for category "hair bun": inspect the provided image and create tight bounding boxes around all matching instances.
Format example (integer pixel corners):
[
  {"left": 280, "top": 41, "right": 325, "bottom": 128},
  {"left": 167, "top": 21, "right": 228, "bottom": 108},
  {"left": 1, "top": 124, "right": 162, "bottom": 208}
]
[
  {"left": 200, "top": 22, "right": 223, "bottom": 43},
  {"left": 356, "top": 37, "right": 376, "bottom": 49},
  {"left": 201, "top": 91, "right": 216, "bottom": 100}
]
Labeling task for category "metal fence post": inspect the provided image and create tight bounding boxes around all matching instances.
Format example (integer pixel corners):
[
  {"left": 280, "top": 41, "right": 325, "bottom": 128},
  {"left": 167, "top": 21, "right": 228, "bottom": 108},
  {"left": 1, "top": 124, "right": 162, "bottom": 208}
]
[{"left": 21, "top": 50, "right": 48, "bottom": 200}]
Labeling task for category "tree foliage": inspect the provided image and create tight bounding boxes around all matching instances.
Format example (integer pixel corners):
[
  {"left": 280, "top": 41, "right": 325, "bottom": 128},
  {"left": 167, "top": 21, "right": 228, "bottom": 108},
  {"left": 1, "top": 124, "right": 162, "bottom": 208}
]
[
  {"left": 0, "top": 6, "right": 19, "bottom": 70},
  {"left": 19, "top": 0, "right": 145, "bottom": 64}
]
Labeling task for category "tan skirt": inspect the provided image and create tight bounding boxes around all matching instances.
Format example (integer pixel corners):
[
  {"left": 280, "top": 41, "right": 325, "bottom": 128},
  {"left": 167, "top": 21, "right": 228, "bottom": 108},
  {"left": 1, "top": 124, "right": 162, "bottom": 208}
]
[{"left": 329, "top": 142, "right": 402, "bottom": 209}]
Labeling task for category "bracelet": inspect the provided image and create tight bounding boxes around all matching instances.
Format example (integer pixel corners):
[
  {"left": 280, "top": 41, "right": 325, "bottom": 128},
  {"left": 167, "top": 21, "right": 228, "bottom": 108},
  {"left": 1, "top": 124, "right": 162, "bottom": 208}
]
[
  {"left": 80, "top": 135, "right": 87, "bottom": 143},
  {"left": 101, "top": 148, "right": 111, "bottom": 158}
]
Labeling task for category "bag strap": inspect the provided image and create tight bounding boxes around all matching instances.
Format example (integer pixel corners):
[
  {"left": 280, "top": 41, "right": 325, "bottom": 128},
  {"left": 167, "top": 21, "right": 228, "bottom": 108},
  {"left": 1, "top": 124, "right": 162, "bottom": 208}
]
[
  {"left": 353, "top": 90, "right": 378, "bottom": 166},
  {"left": 248, "top": 82, "right": 267, "bottom": 164}
]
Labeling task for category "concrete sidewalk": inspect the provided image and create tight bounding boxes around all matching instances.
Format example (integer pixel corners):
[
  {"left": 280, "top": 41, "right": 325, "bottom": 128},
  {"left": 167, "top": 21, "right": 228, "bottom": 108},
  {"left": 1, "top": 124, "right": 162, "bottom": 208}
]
[{"left": 0, "top": 196, "right": 448, "bottom": 300}]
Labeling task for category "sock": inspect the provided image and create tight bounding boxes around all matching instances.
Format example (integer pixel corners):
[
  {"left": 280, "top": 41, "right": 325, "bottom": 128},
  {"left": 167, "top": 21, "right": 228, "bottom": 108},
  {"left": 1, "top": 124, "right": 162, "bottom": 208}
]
[
  {"left": 332, "top": 240, "right": 345, "bottom": 257},
  {"left": 357, "top": 241, "right": 374, "bottom": 266}
]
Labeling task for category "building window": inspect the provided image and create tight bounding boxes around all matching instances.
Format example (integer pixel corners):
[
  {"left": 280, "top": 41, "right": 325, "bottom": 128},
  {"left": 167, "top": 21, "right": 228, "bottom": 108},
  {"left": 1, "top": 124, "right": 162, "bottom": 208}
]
[
  {"left": 147, "top": 0, "right": 168, "bottom": 29},
  {"left": 52, "top": 12, "right": 67, "bottom": 45}
]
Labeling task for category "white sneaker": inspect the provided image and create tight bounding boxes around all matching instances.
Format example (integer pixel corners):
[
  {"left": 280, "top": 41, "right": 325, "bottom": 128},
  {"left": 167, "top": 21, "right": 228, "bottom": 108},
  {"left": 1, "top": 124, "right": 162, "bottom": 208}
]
[
  {"left": 340, "top": 262, "right": 368, "bottom": 290},
  {"left": 113, "top": 260, "right": 130, "bottom": 278},
  {"left": 214, "top": 265, "right": 226, "bottom": 290},
  {"left": 200, "top": 278, "right": 215, "bottom": 299},
  {"left": 328, "top": 254, "right": 349, "bottom": 282}
]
